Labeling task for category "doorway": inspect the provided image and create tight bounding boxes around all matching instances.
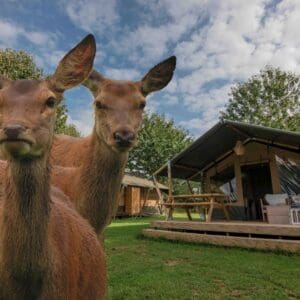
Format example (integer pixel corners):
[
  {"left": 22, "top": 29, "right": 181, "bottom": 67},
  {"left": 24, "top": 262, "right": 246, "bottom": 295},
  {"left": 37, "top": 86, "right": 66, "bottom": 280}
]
[{"left": 242, "top": 163, "right": 273, "bottom": 220}]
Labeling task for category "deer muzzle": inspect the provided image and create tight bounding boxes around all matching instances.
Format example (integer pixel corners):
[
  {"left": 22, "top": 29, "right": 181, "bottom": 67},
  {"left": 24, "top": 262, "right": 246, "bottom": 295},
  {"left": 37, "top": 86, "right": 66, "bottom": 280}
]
[
  {"left": 113, "top": 130, "right": 135, "bottom": 149},
  {"left": 0, "top": 124, "right": 35, "bottom": 158}
]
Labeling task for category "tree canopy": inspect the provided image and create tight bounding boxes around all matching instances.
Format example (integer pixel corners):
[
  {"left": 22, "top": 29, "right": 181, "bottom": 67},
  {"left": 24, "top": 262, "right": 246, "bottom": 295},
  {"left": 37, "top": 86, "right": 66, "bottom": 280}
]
[
  {"left": 127, "top": 112, "right": 193, "bottom": 177},
  {"left": 0, "top": 48, "right": 80, "bottom": 136},
  {"left": 221, "top": 66, "right": 300, "bottom": 131}
]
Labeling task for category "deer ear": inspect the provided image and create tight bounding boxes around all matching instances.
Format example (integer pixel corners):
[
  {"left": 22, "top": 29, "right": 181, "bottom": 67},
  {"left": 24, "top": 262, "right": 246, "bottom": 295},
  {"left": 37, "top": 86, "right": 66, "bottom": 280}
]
[
  {"left": 0, "top": 75, "right": 11, "bottom": 89},
  {"left": 140, "top": 56, "right": 176, "bottom": 96},
  {"left": 82, "top": 69, "right": 105, "bottom": 97},
  {"left": 49, "top": 34, "right": 96, "bottom": 93}
]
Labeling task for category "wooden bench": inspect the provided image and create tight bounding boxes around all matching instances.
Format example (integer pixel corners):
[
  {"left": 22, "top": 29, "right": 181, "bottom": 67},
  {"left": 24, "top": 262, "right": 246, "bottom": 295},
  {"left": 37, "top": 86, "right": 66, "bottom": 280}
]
[{"left": 163, "top": 194, "right": 230, "bottom": 221}]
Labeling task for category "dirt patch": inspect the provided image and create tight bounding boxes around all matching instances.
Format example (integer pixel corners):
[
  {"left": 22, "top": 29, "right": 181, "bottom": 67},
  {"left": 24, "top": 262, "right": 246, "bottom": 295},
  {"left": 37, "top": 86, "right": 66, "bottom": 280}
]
[{"left": 164, "top": 259, "right": 181, "bottom": 267}]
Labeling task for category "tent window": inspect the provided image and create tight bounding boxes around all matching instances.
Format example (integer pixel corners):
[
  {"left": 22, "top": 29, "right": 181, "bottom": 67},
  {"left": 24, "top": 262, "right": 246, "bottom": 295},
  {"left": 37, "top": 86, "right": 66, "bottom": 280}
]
[
  {"left": 276, "top": 156, "right": 300, "bottom": 195},
  {"left": 212, "top": 166, "right": 237, "bottom": 202}
]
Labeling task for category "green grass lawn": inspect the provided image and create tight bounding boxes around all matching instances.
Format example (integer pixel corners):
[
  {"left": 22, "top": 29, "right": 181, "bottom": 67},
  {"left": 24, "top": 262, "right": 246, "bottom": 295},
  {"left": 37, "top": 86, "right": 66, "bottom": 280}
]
[{"left": 104, "top": 216, "right": 300, "bottom": 300}]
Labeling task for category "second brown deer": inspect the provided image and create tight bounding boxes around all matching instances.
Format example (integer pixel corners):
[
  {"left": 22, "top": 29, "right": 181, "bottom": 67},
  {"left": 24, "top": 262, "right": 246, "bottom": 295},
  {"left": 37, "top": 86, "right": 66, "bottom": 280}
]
[
  {"left": 0, "top": 35, "right": 106, "bottom": 299},
  {"left": 51, "top": 56, "right": 176, "bottom": 234}
]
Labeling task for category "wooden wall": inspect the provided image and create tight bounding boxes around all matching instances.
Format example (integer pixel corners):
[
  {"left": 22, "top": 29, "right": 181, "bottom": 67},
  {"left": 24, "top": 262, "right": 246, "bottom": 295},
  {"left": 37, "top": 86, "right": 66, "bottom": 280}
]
[{"left": 117, "top": 186, "right": 162, "bottom": 216}]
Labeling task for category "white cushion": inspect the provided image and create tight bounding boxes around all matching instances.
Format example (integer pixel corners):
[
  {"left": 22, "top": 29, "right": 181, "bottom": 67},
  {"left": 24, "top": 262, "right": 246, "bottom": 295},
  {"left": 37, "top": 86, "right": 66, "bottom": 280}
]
[{"left": 265, "top": 194, "right": 288, "bottom": 206}]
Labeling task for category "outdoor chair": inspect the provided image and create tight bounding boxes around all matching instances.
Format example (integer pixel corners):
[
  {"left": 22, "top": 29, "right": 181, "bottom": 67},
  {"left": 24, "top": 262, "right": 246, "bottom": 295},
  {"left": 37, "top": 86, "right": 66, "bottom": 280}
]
[
  {"left": 261, "top": 194, "right": 289, "bottom": 224},
  {"left": 290, "top": 195, "right": 300, "bottom": 224},
  {"left": 260, "top": 198, "right": 268, "bottom": 222}
]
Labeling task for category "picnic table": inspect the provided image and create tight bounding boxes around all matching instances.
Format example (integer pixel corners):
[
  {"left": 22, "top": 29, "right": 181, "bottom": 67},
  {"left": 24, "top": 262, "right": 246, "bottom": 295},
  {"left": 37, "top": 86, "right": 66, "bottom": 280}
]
[{"left": 163, "top": 193, "right": 230, "bottom": 222}]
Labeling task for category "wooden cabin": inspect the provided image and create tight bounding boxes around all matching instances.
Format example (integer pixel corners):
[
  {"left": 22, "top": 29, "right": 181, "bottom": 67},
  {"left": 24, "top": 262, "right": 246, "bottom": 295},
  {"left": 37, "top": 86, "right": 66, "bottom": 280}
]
[{"left": 117, "top": 174, "right": 168, "bottom": 216}]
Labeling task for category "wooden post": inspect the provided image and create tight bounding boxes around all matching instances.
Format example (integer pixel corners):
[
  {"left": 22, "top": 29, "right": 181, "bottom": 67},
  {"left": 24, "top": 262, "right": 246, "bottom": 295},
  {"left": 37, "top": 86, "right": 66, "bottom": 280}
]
[
  {"left": 167, "top": 161, "right": 173, "bottom": 200},
  {"left": 234, "top": 156, "right": 244, "bottom": 206},
  {"left": 269, "top": 153, "right": 281, "bottom": 194},
  {"left": 143, "top": 188, "right": 150, "bottom": 207},
  {"left": 187, "top": 180, "right": 193, "bottom": 193},
  {"left": 153, "top": 175, "right": 164, "bottom": 214},
  {"left": 220, "top": 198, "right": 230, "bottom": 220},
  {"left": 204, "top": 173, "right": 211, "bottom": 193},
  {"left": 167, "top": 161, "right": 174, "bottom": 220},
  {"left": 206, "top": 197, "right": 214, "bottom": 222},
  {"left": 185, "top": 208, "right": 193, "bottom": 220}
]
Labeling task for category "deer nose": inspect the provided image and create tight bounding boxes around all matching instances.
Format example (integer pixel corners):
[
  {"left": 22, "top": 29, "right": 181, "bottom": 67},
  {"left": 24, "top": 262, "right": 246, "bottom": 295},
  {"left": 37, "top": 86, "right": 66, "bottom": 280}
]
[
  {"left": 3, "top": 124, "right": 26, "bottom": 140},
  {"left": 113, "top": 130, "right": 135, "bottom": 147}
]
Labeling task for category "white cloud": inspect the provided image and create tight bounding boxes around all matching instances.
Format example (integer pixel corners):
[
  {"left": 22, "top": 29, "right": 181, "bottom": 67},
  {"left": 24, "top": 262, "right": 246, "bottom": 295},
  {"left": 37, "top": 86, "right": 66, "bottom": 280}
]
[
  {"left": 104, "top": 67, "right": 141, "bottom": 80},
  {"left": 184, "top": 84, "right": 231, "bottom": 113},
  {"left": 161, "top": 0, "right": 300, "bottom": 133},
  {"left": 162, "top": 94, "right": 179, "bottom": 106},
  {"left": 63, "top": 0, "right": 119, "bottom": 36},
  {"left": 67, "top": 108, "right": 94, "bottom": 136},
  {"left": 0, "top": 19, "right": 59, "bottom": 71},
  {"left": 145, "top": 94, "right": 160, "bottom": 115},
  {"left": 0, "top": 20, "right": 56, "bottom": 48},
  {"left": 176, "top": 83, "right": 232, "bottom": 136},
  {"left": 34, "top": 50, "right": 66, "bottom": 71},
  {"left": 179, "top": 116, "right": 218, "bottom": 137},
  {"left": 0, "top": 20, "right": 20, "bottom": 46},
  {"left": 179, "top": 118, "right": 207, "bottom": 135},
  {"left": 24, "top": 31, "right": 50, "bottom": 46},
  {"left": 112, "top": 0, "right": 207, "bottom": 65}
]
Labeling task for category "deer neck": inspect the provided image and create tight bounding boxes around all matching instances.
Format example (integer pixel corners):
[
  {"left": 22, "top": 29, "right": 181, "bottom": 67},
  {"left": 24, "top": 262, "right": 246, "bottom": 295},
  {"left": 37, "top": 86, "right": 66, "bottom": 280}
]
[
  {"left": 77, "top": 129, "right": 128, "bottom": 234},
  {"left": 0, "top": 157, "right": 50, "bottom": 296}
]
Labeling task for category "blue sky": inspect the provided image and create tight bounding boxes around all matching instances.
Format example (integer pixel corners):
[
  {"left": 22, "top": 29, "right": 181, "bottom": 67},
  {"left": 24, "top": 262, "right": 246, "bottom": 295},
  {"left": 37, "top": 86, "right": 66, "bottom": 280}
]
[{"left": 0, "top": 0, "right": 299, "bottom": 136}]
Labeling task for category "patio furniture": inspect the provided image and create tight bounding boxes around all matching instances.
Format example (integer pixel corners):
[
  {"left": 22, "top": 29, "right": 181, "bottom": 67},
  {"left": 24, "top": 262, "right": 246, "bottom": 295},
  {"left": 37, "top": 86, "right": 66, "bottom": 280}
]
[
  {"left": 163, "top": 193, "right": 230, "bottom": 221},
  {"left": 261, "top": 194, "right": 290, "bottom": 224},
  {"left": 290, "top": 208, "right": 300, "bottom": 224},
  {"left": 260, "top": 198, "right": 268, "bottom": 222},
  {"left": 266, "top": 205, "right": 290, "bottom": 224}
]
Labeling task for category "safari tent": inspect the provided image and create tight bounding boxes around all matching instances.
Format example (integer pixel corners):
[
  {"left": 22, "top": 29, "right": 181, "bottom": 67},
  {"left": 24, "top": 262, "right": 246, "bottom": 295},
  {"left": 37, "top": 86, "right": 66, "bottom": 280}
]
[
  {"left": 154, "top": 120, "right": 300, "bottom": 221},
  {"left": 144, "top": 120, "right": 300, "bottom": 252}
]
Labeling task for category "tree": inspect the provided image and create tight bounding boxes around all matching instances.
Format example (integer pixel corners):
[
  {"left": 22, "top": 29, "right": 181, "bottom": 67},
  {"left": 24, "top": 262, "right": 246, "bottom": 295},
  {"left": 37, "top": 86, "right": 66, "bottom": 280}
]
[
  {"left": 127, "top": 112, "right": 193, "bottom": 177},
  {"left": 221, "top": 66, "right": 300, "bottom": 131},
  {"left": 54, "top": 103, "right": 81, "bottom": 137},
  {"left": 0, "top": 48, "right": 80, "bottom": 136}
]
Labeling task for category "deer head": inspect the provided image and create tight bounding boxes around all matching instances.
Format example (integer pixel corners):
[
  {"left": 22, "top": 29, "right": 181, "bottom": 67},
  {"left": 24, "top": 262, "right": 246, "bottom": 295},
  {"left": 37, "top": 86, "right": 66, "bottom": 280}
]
[
  {"left": 84, "top": 56, "right": 176, "bottom": 152},
  {"left": 0, "top": 35, "right": 96, "bottom": 160}
]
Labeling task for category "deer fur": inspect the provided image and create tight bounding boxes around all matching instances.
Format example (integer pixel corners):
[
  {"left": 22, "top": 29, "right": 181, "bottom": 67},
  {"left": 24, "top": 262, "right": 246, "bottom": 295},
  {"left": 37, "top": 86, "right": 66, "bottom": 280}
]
[
  {"left": 50, "top": 56, "right": 176, "bottom": 234},
  {"left": 0, "top": 35, "right": 106, "bottom": 299}
]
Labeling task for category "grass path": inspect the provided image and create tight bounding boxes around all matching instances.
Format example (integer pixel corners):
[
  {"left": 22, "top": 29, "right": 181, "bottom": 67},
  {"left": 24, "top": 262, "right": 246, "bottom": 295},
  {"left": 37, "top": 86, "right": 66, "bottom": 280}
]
[{"left": 104, "top": 217, "right": 300, "bottom": 300}]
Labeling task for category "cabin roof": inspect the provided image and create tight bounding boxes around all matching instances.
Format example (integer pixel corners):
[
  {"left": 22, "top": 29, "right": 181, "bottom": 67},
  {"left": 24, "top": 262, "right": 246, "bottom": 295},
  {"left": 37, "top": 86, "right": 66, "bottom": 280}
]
[
  {"left": 154, "top": 120, "right": 300, "bottom": 180},
  {"left": 122, "top": 174, "right": 168, "bottom": 190}
]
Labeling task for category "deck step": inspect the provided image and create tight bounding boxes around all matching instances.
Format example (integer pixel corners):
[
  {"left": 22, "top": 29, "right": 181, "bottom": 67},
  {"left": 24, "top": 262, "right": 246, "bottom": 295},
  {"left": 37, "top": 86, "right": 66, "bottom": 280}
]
[
  {"left": 143, "top": 228, "right": 300, "bottom": 253},
  {"left": 150, "top": 221, "right": 300, "bottom": 238}
]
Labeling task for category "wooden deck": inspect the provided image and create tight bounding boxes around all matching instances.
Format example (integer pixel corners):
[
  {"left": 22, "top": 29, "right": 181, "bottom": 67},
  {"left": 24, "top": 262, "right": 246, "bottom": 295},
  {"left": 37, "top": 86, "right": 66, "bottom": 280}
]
[{"left": 143, "top": 221, "right": 300, "bottom": 253}]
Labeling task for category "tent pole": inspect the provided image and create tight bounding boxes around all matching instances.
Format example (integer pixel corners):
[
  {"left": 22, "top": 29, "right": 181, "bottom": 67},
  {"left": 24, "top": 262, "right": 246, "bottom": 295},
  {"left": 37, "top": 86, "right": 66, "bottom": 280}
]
[
  {"left": 234, "top": 155, "right": 245, "bottom": 218},
  {"left": 167, "top": 161, "right": 174, "bottom": 220}
]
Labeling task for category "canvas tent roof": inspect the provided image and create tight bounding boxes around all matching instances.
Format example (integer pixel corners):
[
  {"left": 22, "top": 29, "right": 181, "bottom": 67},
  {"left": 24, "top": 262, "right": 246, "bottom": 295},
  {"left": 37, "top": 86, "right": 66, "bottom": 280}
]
[
  {"left": 154, "top": 120, "right": 300, "bottom": 181},
  {"left": 122, "top": 174, "right": 168, "bottom": 190}
]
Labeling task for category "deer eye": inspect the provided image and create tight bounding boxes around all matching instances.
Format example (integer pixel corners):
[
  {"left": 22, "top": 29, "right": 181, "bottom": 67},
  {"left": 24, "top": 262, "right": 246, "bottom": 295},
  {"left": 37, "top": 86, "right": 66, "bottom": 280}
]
[
  {"left": 139, "top": 101, "right": 146, "bottom": 109},
  {"left": 45, "top": 97, "right": 56, "bottom": 108},
  {"left": 95, "top": 101, "right": 108, "bottom": 109}
]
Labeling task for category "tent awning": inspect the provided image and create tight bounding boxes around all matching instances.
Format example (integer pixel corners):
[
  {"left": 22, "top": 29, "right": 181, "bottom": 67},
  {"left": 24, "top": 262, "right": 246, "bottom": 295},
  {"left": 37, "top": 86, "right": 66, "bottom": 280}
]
[{"left": 154, "top": 120, "right": 300, "bottom": 180}]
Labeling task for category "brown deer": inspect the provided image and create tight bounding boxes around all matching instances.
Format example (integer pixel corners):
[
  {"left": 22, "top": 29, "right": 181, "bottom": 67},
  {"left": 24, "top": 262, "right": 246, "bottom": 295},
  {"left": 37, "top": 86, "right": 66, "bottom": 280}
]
[
  {"left": 0, "top": 35, "right": 106, "bottom": 299},
  {"left": 50, "top": 56, "right": 176, "bottom": 234}
]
